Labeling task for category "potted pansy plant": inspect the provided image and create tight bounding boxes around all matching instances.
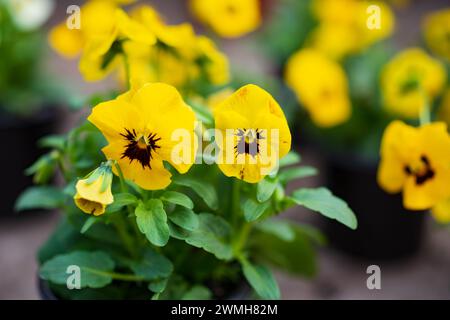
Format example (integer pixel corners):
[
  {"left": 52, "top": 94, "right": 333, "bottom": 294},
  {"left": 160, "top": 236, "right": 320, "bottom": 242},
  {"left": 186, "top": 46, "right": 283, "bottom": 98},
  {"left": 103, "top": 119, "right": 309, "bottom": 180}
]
[
  {"left": 17, "top": 1, "right": 356, "bottom": 300},
  {"left": 263, "top": 0, "right": 450, "bottom": 259}
]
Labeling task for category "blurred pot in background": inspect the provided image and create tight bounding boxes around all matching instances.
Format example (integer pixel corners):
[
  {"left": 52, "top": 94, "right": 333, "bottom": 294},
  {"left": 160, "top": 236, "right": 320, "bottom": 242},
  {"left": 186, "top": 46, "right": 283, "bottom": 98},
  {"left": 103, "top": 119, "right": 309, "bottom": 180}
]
[
  {"left": 0, "top": 0, "right": 60, "bottom": 216},
  {"left": 262, "top": 0, "right": 450, "bottom": 260}
]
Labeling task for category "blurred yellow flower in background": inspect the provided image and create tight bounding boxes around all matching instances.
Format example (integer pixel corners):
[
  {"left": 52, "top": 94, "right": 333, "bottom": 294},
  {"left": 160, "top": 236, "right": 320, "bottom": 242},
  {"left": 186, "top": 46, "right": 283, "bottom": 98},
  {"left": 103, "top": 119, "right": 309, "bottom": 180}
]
[
  {"left": 124, "top": 40, "right": 197, "bottom": 90},
  {"left": 189, "top": 0, "right": 261, "bottom": 38},
  {"left": 378, "top": 121, "right": 450, "bottom": 210},
  {"left": 310, "top": 0, "right": 394, "bottom": 60},
  {"left": 381, "top": 48, "right": 447, "bottom": 119},
  {"left": 131, "top": 5, "right": 197, "bottom": 55},
  {"left": 431, "top": 199, "right": 450, "bottom": 224},
  {"left": 214, "top": 85, "right": 291, "bottom": 183},
  {"left": 122, "top": 7, "right": 229, "bottom": 90},
  {"left": 196, "top": 36, "right": 230, "bottom": 86},
  {"left": 79, "top": 8, "right": 155, "bottom": 81},
  {"left": 49, "top": 0, "right": 134, "bottom": 59},
  {"left": 285, "top": 49, "right": 351, "bottom": 127},
  {"left": 74, "top": 162, "right": 114, "bottom": 216},
  {"left": 88, "top": 83, "right": 197, "bottom": 190},
  {"left": 423, "top": 9, "right": 450, "bottom": 61},
  {"left": 48, "top": 23, "right": 84, "bottom": 59}
]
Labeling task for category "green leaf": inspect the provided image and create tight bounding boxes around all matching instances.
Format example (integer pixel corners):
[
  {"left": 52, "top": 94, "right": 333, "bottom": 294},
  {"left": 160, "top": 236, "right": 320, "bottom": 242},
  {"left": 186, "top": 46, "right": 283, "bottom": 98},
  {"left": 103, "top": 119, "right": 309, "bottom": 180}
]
[
  {"left": 161, "top": 191, "right": 194, "bottom": 209},
  {"left": 189, "top": 101, "right": 214, "bottom": 126},
  {"left": 168, "top": 207, "right": 199, "bottom": 231},
  {"left": 149, "top": 278, "right": 169, "bottom": 293},
  {"left": 174, "top": 177, "right": 218, "bottom": 210},
  {"left": 80, "top": 216, "right": 99, "bottom": 234},
  {"left": 40, "top": 251, "right": 115, "bottom": 289},
  {"left": 25, "top": 151, "right": 58, "bottom": 184},
  {"left": 135, "top": 200, "right": 170, "bottom": 247},
  {"left": 105, "top": 193, "right": 137, "bottom": 213},
  {"left": 38, "top": 134, "right": 66, "bottom": 150},
  {"left": 278, "top": 166, "right": 318, "bottom": 183},
  {"left": 168, "top": 221, "right": 190, "bottom": 240},
  {"left": 279, "top": 152, "right": 301, "bottom": 167},
  {"left": 243, "top": 198, "right": 271, "bottom": 222},
  {"left": 185, "top": 213, "right": 232, "bottom": 260},
  {"left": 290, "top": 187, "right": 357, "bottom": 230},
  {"left": 130, "top": 249, "right": 173, "bottom": 281},
  {"left": 255, "top": 219, "right": 295, "bottom": 242},
  {"left": 251, "top": 223, "right": 320, "bottom": 278},
  {"left": 241, "top": 259, "right": 280, "bottom": 300},
  {"left": 182, "top": 285, "right": 212, "bottom": 300},
  {"left": 15, "top": 186, "right": 65, "bottom": 211},
  {"left": 257, "top": 177, "right": 279, "bottom": 202}
]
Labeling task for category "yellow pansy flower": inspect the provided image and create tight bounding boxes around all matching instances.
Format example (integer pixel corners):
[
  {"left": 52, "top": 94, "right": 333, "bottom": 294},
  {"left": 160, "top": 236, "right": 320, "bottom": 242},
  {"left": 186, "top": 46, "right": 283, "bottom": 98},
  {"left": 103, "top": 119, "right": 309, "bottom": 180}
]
[
  {"left": 88, "top": 83, "right": 197, "bottom": 190},
  {"left": 431, "top": 199, "right": 450, "bottom": 224},
  {"left": 214, "top": 84, "right": 291, "bottom": 183},
  {"left": 79, "top": 8, "right": 155, "bottom": 81},
  {"left": 381, "top": 48, "right": 447, "bottom": 119},
  {"left": 310, "top": 0, "right": 394, "bottom": 59},
  {"left": 423, "top": 9, "right": 450, "bottom": 61},
  {"left": 189, "top": 0, "right": 261, "bottom": 38},
  {"left": 285, "top": 49, "right": 351, "bottom": 127},
  {"left": 74, "top": 162, "right": 114, "bottom": 216},
  {"left": 377, "top": 121, "right": 450, "bottom": 210}
]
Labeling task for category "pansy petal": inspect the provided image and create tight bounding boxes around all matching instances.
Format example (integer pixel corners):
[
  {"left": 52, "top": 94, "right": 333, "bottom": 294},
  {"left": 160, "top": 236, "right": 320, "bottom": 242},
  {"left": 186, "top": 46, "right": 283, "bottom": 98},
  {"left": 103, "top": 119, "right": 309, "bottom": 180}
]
[{"left": 88, "top": 99, "right": 143, "bottom": 143}]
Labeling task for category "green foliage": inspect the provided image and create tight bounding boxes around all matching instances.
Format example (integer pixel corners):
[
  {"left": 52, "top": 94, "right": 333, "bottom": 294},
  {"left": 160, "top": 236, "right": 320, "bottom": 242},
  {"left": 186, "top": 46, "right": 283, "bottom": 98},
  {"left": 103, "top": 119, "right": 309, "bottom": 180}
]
[
  {"left": 240, "top": 258, "right": 280, "bottom": 300},
  {"left": 184, "top": 213, "right": 233, "bottom": 260},
  {"left": 40, "top": 251, "right": 115, "bottom": 289},
  {"left": 243, "top": 198, "right": 271, "bottom": 222},
  {"left": 161, "top": 191, "right": 194, "bottom": 209},
  {"left": 15, "top": 186, "right": 65, "bottom": 211},
  {"left": 291, "top": 187, "right": 358, "bottom": 230},
  {"left": 261, "top": 0, "right": 316, "bottom": 66},
  {"left": 135, "top": 200, "right": 170, "bottom": 247},
  {"left": 174, "top": 176, "right": 219, "bottom": 210},
  {"left": 251, "top": 220, "right": 324, "bottom": 278},
  {"left": 168, "top": 207, "right": 199, "bottom": 231},
  {"left": 129, "top": 249, "right": 173, "bottom": 281}
]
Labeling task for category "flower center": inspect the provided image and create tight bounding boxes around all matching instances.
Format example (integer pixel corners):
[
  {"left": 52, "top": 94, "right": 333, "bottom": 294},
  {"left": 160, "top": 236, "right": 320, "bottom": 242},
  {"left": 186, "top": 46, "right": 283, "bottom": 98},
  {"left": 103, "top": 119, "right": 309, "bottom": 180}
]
[
  {"left": 120, "top": 128, "right": 161, "bottom": 169},
  {"left": 404, "top": 155, "right": 435, "bottom": 185},
  {"left": 235, "top": 129, "right": 264, "bottom": 158}
]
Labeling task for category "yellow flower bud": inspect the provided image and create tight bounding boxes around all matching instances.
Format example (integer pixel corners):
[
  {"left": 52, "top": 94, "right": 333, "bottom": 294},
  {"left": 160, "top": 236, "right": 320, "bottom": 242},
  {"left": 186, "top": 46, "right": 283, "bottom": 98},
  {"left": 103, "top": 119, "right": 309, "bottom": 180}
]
[{"left": 74, "top": 163, "right": 114, "bottom": 216}]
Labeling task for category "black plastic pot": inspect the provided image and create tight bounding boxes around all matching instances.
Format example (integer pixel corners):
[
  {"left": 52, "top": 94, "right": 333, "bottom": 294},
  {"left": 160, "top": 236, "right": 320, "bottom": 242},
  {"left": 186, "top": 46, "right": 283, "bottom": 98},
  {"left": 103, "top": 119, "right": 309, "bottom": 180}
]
[
  {"left": 0, "top": 108, "right": 58, "bottom": 217},
  {"left": 323, "top": 152, "right": 426, "bottom": 261}
]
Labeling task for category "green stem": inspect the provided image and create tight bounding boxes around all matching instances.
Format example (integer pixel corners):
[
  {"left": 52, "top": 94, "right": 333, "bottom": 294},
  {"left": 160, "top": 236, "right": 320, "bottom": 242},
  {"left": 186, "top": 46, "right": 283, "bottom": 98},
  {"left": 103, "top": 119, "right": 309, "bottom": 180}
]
[
  {"left": 112, "top": 215, "right": 137, "bottom": 259},
  {"left": 419, "top": 88, "right": 431, "bottom": 126},
  {"left": 114, "top": 161, "right": 128, "bottom": 194},
  {"left": 122, "top": 52, "right": 131, "bottom": 90},
  {"left": 231, "top": 179, "right": 241, "bottom": 228},
  {"left": 232, "top": 222, "right": 252, "bottom": 257},
  {"left": 112, "top": 161, "right": 140, "bottom": 257}
]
